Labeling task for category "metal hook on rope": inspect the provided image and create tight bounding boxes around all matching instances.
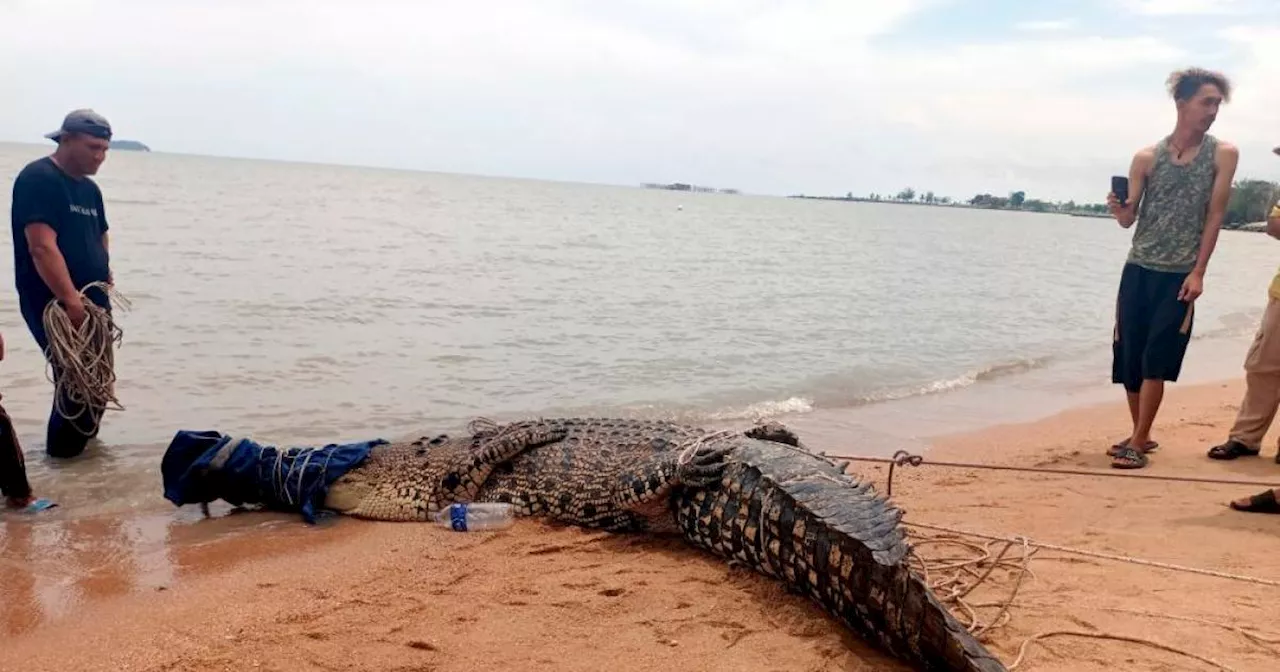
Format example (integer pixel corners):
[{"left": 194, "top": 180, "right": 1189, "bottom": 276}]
[{"left": 887, "top": 450, "right": 925, "bottom": 497}]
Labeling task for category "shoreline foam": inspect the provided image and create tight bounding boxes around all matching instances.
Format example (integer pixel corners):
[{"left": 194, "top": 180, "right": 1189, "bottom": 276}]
[{"left": 3, "top": 376, "right": 1278, "bottom": 671}]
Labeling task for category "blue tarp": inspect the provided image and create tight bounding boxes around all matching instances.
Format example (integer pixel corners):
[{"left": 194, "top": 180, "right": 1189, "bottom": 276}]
[{"left": 161, "top": 429, "right": 387, "bottom": 524}]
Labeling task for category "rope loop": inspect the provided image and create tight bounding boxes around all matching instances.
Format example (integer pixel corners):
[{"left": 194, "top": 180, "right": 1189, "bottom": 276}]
[{"left": 40, "top": 281, "right": 130, "bottom": 434}]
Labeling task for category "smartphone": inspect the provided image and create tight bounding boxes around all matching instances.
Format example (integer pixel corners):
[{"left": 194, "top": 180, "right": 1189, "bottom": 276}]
[{"left": 1111, "top": 175, "right": 1129, "bottom": 206}]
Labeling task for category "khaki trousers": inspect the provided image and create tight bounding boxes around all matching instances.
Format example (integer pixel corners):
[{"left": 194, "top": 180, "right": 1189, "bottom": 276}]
[{"left": 1229, "top": 297, "right": 1280, "bottom": 450}]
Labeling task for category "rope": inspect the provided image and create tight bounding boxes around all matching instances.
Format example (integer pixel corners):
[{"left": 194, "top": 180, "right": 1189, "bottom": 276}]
[
  {"left": 265, "top": 443, "right": 340, "bottom": 510},
  {"left": 1095, "top": 607, "right": 1280, "bottom": 654},
  {"left": 676, "top": 429, "right": 737, "bottom": 466},
  {"left": 906, "top": 527, "right": 1274, "bottom": 671},
  {"left": 1008, "top": 630, "right": 1236, "bottom": 671},
  {"left": 907, "top": 531, "right": 1036, "bottom": 637},
  {"left": 905, "top": 520, "right": 1280, "bottom": 587},
  {"left": 817, "top": 446, "right": 1275, "bottom": 668},
  {"left": 41, "top": 280, "right": 130, "bottom": 432},
  {"left": 826, "top": 450, "right": 1279, "bottom": 497}
]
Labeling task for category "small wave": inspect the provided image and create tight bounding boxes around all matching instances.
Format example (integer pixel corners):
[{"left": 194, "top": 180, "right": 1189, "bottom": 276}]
[
  {"left": 705, "top": 396, "right": 815, "bottom": 421},
  {"left": 687, "top": 356, "right": 1057, "bottom": 425},
  {"left": 974, "top": 355, "right": 1054, "bottom": 381},
  {"left": 830, "top": 355, "right": 1055, "bottom": 407},
  {"left": 1192, "top": 311, "right": 1263, "bottom": 342}
]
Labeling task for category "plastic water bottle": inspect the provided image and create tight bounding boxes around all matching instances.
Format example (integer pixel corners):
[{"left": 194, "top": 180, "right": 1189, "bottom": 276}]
[{"left": 432, "top": 502, "right": 515, "bottom": 532}]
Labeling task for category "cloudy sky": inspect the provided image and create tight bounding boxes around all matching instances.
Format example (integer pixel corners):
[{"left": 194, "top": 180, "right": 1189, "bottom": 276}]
[{"left": 2, "top": 0, "right": 1277, "bottom": 202}]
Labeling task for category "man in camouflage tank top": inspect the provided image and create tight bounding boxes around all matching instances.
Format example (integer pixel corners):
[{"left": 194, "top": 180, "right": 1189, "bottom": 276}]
[{"left": 1105, "top": 68, "right": 1239, "bottom": 470}]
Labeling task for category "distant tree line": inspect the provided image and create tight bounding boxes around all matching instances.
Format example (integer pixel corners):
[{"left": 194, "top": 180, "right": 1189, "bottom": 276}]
[
  {"left": 859, "top": 177, "right": 1280, "bottom": 224},
  {"left": 862, "top": 187, "right": 1105, "bottom": 216},
  {"left": 1226, "top": 179, "right": 1280, "bottom": 228}
]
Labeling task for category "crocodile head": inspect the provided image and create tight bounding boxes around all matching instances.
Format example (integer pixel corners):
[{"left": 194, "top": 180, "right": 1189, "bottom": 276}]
[
  {"left": 324, "top": 433, "right": 471, "bottom": 521},
  {"left": 323, "top": 420, "right": 570, "bottom": 522}
]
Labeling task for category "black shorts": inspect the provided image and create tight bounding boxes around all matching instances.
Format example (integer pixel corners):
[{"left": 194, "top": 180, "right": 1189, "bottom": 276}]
[{"left": 1112, "top": 262, "right": 1195, "bottom": 392}]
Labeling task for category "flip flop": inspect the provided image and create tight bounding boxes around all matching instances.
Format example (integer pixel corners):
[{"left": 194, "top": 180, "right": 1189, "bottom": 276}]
[
  {"left": 1111, "top": 445, "right": 1148, "bottom": 469},
  {"left": 1107, "top": 439, "right": 1158, "bottom": 457},
  {"left": 1229, "top": 489, "right": 1280, "bottom": 514},
  {"left": 1207, "top": 440, "right": 1260, "bottom": 460},
  {"left": 11, "top": 498, "right": 58, "bottom": 514}
]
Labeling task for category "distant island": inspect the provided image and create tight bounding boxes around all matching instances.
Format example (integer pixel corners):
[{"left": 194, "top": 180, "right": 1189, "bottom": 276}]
[
  {"left": 109, "top": 140, "right": 151, "bottom": 152},
  {"left": 790, "top": 177, "right": 1280, "bottom": 230},
  {"left": 642, "top": 182, "right": 740, "bottom": 195}
]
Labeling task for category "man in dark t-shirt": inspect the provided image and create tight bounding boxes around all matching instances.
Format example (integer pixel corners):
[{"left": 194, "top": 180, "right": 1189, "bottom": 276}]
[{"left": 8, "top": 109, "right": 116, "bottom": 458}]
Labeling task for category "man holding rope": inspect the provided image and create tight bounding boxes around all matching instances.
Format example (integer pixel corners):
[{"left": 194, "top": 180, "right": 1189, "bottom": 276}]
[{"left": 8, "top": 109, "right": 116, "bottom": 459}]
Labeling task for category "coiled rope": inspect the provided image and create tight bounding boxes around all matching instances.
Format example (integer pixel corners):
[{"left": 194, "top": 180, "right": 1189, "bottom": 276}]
[
  {"left": 906, "top": 528, "right": 1268, "bottom": 671},
  {"left": 41, "top": 280, "right": 130, "bottom": 432}
]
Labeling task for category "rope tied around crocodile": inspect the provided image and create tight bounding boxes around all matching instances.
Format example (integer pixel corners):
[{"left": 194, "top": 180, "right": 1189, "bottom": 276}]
[
  {"left": 675, "top": 429, "right": 737, "bottom": 467},
  {"left": 41, "top": 280, "right": 130, "bottom": 431}
]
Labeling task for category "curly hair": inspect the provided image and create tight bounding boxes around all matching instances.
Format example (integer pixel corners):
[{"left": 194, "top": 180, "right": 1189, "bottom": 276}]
[{"left": 1166, "top": 67, "right": 1231, "bottom": 103}]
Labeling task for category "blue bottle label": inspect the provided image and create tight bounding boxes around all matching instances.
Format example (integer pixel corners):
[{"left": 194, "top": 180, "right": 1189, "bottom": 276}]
[{"left": 450, "top": 504, "right": 468, "bottom": 531}]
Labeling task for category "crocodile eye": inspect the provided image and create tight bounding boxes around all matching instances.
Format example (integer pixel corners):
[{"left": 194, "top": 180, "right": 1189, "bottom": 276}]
[{"left": 428, "top": 434, "right": 448, "bottom": 446}]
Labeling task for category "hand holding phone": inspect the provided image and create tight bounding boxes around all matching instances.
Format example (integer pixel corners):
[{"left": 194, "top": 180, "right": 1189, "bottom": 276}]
[{"left": 1110, "top": 175, "right": 1130, "bottom": 207}]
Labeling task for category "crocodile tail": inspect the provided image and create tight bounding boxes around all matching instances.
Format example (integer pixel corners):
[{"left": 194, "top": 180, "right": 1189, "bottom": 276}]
[{"left": 674, "top": 443, "right": 1007, "bottom": 672}]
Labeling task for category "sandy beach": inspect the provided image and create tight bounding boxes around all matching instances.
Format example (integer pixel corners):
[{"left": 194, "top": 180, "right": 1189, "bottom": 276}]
[{"left": 2, "top": 378, "right": 1279, "bottom": 672}]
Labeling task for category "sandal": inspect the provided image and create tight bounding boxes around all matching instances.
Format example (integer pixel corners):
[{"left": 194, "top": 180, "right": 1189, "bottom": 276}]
[
  {"left": 1207, "top": 440, "right": 1260, "bottom": 460},
  {"left": 1229, "top": 489, "right": 1280, "bottom": 514},
  {"left": 4, "top": 497, "right": 57, "bottom": 514},
  {"left": 1111, "top": 445, "right": 1148, "bottom": 469},
  {"left": 1107, "top": 438, "right": 1158, "bottom": 457}
]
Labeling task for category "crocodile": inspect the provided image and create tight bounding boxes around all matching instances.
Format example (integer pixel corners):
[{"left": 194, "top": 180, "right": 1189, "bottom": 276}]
[{"left": 314, "top": 417, "right": 1007, "bottom": 672}]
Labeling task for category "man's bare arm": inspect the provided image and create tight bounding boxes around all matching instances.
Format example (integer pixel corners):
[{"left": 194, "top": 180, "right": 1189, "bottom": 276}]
[
  {"left": 24, "top": 223, "right": 81, "bottom": 305},
  {"left": 1111, "top": 146, "right": 1155, "bottom": 228},
  {"left": 1267, "top": 202, "right": 1280, "bottom": 240},
  {"left": 102, "top": 231, "right": 112, "bottom": 285},
  {"left": 1191, "top": 142, "right": 1239, "bottom": 276}
]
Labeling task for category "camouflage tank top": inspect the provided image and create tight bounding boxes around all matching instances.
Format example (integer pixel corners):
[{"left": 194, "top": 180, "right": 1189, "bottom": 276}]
[{"left": 1128, "top": 134, "right": 1219, "bottom": 274}]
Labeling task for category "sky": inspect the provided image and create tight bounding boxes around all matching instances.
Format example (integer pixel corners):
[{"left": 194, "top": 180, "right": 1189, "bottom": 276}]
[{"left": 2, "top": 0, "right": 1277, "bottom": 202}]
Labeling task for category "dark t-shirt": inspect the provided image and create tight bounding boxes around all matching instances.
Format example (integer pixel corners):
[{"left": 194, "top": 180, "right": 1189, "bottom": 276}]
[{"left": 9, "top": 157, "right": 112, "bottom": 318}]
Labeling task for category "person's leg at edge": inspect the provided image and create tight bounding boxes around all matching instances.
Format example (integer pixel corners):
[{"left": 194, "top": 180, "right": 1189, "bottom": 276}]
[
  {"left": 0, "top": 400, "right": 35, "bottom": 507},
  {"left": 1210, "top": 297, "right": 1280, "bottom": 459}
]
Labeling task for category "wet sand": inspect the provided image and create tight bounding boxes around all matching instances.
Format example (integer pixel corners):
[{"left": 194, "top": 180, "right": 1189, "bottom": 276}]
[{"left": 3, "top": 379, "right": 1279, "bottom": 671}]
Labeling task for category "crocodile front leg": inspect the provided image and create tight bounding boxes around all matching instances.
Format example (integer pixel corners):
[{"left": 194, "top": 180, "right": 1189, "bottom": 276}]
[
  {"left": 439, "top": 424, "right": 569, "bottom": 502},
  {"left": 613, "top": 438, "right": 733, "bottom": 510},
  {"left": 514, "top": 437, "right": 735, "bottom": 533}
]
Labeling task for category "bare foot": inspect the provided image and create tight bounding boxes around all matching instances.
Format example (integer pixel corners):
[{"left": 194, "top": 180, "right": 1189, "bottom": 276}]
[{"left": 5, "top": 496, "right": 34, "bottom": 509}]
